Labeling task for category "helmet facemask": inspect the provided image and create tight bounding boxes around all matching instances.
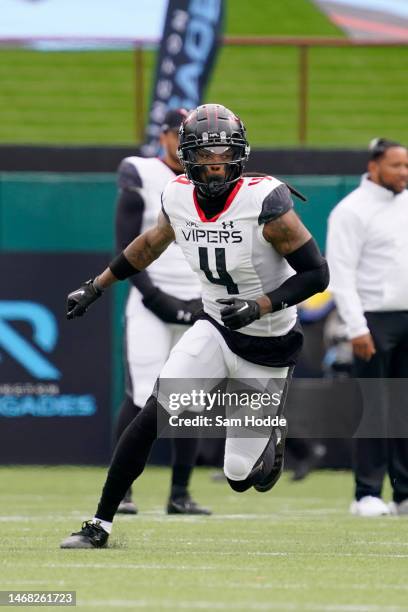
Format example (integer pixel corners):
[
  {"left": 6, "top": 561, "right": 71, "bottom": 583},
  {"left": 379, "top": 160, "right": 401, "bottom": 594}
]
[{"left": 180, "top": 143, "right": 249, "bottom": 198}]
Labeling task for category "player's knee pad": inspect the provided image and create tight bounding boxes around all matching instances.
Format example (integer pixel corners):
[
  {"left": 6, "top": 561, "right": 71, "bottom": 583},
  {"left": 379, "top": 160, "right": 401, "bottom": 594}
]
[
  {"left": 224, "top": 454, "right": 263, "bottom": 493},
  {"left": 226, "top": 462, "right": 264, "bottom": 493},
  {"left": 224, "top": 434, "right": 277, "bottom": 493},
  {"left": 223, "top": 433, "right": 272, "bottom": 481},
  {"left": 223, "top": 454, "right": 253, "bottom": 482}
]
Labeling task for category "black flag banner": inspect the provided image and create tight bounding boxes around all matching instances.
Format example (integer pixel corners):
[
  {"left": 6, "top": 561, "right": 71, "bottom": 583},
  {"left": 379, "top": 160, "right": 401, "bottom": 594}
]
[{"left": 141, "top": 0, "right": 224, "bottom": 157}]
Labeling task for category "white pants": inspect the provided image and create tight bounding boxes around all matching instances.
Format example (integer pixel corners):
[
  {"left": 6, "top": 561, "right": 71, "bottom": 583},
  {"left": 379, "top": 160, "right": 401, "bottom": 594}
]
[
  {"left": 125, "top": 289, "right": 187, "bottom": 407},
  {"left": 159, "top": 320, "right": 289, "bottom": 482}
]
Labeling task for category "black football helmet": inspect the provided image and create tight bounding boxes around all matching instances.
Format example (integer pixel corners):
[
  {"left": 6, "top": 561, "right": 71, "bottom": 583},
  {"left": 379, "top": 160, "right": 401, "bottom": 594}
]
[{"left": 177, "top": 104, "right": 250, "bottom": 198}]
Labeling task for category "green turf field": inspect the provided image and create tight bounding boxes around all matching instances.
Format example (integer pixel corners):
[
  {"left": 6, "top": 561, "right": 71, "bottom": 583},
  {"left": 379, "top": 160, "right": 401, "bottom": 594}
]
[
  {"left": 1, "top": 466, "right": 406, "bottom": 611},
  {"left": 2, "top": 0, "right": 407, "bottom": 147}
]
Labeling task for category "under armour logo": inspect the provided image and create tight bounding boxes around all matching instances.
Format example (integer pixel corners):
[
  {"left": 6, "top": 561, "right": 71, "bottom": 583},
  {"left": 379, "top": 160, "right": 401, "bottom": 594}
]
[
  {"left": 236, "top": 302, "right": 249, "bottom": 313},
  {"left": 222, "top": 221, "right": 234, "bottom": 229}
]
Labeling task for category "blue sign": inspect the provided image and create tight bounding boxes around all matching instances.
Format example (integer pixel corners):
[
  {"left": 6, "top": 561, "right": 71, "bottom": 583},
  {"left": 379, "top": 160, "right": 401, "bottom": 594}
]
[
  {"left": 0, "top": 253, "right": 112, "bottom": 464},
  {"left": 0, "top": 301, "right": 61, "bottom": 379}
]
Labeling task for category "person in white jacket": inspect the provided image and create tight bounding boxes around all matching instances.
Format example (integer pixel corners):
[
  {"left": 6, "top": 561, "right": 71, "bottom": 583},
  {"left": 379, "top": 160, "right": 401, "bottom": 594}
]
[{"left": 326, "top": 138, "right": 408, "bottom": 517}]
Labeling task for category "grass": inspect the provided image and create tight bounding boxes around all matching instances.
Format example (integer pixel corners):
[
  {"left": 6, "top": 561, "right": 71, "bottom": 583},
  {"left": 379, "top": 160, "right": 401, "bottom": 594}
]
[
  {"left": 0, "top": 0, "right": 408, "bottom": 147},
  {"left": 0, "top": 50, "right": 155, "bottom": 144},
  {"left": 0, "top": 466, "right": 406, "bottom": 611},
  {"left": 0, "top": 0, "right": 407, "bottom": 146},
  {"left": 226, "top": 0, "right": 341, "bottom": 36}
]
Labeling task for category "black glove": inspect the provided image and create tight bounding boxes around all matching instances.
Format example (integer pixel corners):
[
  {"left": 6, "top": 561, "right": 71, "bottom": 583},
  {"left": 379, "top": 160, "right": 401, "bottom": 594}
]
[
  {"left": 217, "top": 297, "right": 260, "bottom": 331},
  {"left": 66, "top": 279, "right": 103, "bottom": 320},
  {"left": 142, "top": 288, "right": 202, "bottom": 325}
]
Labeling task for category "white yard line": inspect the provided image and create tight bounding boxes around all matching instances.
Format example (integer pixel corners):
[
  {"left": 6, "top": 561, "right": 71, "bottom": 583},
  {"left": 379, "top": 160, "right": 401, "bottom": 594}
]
[
  {"left": 39, "top": 562, "right": 217, "bottom": 571},
  {"left": 0, "top": 580, "right": 66, "bottom": 586},
  {"left": 247, "top": 551, "right": 408, "bottom": 558},
  {"left": 76, "top": 600, "right": 408, "bottom": 611},
  {"left": 0, "top": 511, "right": 341, "bottom": 524}
]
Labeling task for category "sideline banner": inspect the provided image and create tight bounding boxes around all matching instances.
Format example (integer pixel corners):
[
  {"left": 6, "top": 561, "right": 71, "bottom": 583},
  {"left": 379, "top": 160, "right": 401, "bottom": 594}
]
[
  {"left": 0, "top": 253, "right": 112, "bottom": 464},
  {"left": 142, "top": 0, "right": 225, "bottom": 156}
]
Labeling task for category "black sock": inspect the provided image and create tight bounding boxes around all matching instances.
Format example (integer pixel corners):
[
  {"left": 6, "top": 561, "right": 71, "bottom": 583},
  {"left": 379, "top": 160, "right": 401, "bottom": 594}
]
[
  {"left": 170, "top": 437, "right": 199, "bottom": 498},
  {"left": 114, "top": 396, "right": 142, "bottom": 500},
  {"left": 171, "top": 467, "right": 192, "bottom": 498},
  {"left": 95, "top": 394, "right": 165, "bottom": 522}
]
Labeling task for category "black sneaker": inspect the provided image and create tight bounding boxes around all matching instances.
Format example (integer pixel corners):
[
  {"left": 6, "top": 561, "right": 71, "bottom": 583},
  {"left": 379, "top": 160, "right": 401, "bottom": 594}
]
[
  {"left": 60, "top": 520, "right": 109, "bottom": 549},
  {"left": 254, "top": 426, "right": 287, "bottom": 493},
  {"left": 116, "top": 489, "right": 138, "bottom": 515},
  {"left": 167, "top": 494, "right": 212, "bottom": 515}
]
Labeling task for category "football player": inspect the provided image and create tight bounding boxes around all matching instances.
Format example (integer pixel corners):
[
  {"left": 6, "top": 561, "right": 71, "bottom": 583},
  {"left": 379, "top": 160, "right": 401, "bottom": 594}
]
[
  {"left": 114, "top": 108, "right": 210, "bottom": 516},
  {"left": 61, "top": 104, "right": 329, "bottom": 548}
]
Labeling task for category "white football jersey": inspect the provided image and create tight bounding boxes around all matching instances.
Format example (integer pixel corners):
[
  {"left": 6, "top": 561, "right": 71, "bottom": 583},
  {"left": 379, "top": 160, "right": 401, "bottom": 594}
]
[
  {"left": 121, "top": 156, "right": 201, "bottom": 299},
  {"left": 162, "top": 175, "right": 298, "bottom": 337}
]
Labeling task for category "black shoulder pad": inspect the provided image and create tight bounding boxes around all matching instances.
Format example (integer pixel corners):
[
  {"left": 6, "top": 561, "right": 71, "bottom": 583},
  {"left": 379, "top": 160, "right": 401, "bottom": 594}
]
[
  {"left": 117, "top": 159, "right": 143, "bottom": 190},
  {"left": 258, "top": 183, "right": 294, "bottom": 225}
]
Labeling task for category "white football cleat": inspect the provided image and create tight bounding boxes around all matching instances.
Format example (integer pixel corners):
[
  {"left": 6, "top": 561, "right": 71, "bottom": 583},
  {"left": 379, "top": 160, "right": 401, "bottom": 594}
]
[
  {"left": 350, "top": 496, "right": 390, "bottom": 517},
  {"left": 388, "top": 499, "right": 408, "bottom": 516}
]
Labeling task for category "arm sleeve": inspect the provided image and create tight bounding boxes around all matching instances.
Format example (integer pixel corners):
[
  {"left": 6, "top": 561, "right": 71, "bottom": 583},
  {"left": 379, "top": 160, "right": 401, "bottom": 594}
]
[
  {"left": 258, "top": 183, "right": 294, "bottom": 225},
  {"left": 326, "top": 207, "right": 368, "bottom": 339},
  {"left": 115, "top": 160, "right": 156, "bottom": 297},
  {"left": 266, "top": 238, "right": 329, "bottom": 311}
]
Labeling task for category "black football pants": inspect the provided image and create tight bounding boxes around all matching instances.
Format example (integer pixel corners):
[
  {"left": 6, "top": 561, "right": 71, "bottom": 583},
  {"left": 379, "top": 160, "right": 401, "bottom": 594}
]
[{"left": 353, "top": 311, "right": 408, "bottom": 503}]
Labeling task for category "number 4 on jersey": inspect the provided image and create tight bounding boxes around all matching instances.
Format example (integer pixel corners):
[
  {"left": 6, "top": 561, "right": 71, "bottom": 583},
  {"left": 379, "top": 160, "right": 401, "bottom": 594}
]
[{"left": 198, "top": 247, "right": 239, "bottom": 295}]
